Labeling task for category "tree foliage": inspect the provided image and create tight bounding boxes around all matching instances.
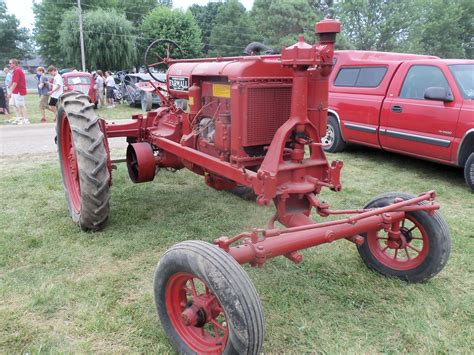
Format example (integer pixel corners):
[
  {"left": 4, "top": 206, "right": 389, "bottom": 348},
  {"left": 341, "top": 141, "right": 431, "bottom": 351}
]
[
  {"left": 334, "top": 0, "right": 472, "bottom": 58},
  {"left": 33, "top": 0, "right": 169, "bottom": 65},
  {"left": 141, "top": 6, "right": 202, "bottom": 59},
  {"left": 0, "top": 0, "right": 33, "bottom": 64},
  {"left": 111, "top": 0, "right": 172, "bottom": 26},
  {"left": 208, "top": 0, "right": 257, "bottom": 57},
  {"left": 33, "top": 0, "right": 472, "bottom": 68},
  {"left": 59, "top": 8, "right": 136, "bottom": 70},
  {"left": 189, "top": 2, "right": 223, "bottom": 55},
  {"left": 252, "top": 0, "right": 321, "bottom": 51},
  {"left": 402, "top": 0, "right": 472, "bottom": 58},
  {"left": 335, "top": 0, "right": 415, "bottom": 52}
]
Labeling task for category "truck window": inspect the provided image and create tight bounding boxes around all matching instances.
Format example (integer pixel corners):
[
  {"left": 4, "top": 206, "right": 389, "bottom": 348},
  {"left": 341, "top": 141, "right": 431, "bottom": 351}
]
[
  {"left": 334, "top": 66, "right": 387, "bottom": 87},
  {"left": 449, "top": 64, "right": 474, "bottom": 99},
  {"left": 400, "top": 65, "right": 451, "bottom": 100}
]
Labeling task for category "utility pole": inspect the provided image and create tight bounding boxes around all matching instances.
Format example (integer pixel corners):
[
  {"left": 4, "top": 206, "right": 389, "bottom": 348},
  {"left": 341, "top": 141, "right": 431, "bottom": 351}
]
[{"left": 77, "top": 0, "right": 86, "bottom": 71}]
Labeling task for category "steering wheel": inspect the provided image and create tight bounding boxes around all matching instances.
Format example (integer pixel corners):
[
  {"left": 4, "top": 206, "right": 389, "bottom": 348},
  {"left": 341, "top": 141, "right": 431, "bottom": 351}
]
[{"left": 144, "top": 39, "right": 183, "bottom": 82}]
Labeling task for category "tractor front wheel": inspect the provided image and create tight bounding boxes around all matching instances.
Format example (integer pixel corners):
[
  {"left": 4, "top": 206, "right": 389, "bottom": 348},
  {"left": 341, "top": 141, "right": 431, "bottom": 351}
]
[
  {"left": 357, "top": 192, "right": 451, "bottom": 283},
  {"left": 154, "top": 240, "right": 264, "bottom": 354},
  {"left": 57, "top": 91, "right": 111, "bottom": 231}
]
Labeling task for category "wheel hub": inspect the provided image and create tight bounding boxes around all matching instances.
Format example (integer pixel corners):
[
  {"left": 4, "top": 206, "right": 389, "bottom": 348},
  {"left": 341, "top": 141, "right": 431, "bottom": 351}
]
[
  {"left": 400, "top": 226, "right": 414, "bottom": 243},
  {"left": 180, "top": 294, "right": 221, "bottom": 328},
  {"left": 322, "top": 125, "right": 334, "bottom": 146},
  {"left": 386, "top": 233, "right": 408, "bottom": 249}
]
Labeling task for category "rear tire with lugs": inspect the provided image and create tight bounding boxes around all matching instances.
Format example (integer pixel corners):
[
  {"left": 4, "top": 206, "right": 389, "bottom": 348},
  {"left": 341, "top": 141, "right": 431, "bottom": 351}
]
[{"left": 57, "top": 91, "right": 111, "bottom": 231}]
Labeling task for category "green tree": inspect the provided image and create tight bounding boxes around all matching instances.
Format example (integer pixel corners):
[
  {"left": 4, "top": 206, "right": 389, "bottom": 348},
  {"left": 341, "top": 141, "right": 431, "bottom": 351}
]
[
  {"left": 334, "top": 0, "right": 416, "bottom": 52},
  {"left": 141, "top": 6, "right": 202, "bottom": 59},
  {"left": 208, "top": 0, "right": 257, "bottom": 56},
  {"left": 59, "top": 8, "right": 136, "bottom": 70},
  {"left": 403, "top": 0, "right": 471, "bottom": 58},
  {"left": 0, "top": 0, "right": 33, "bottom": 64},
  {"left": 112, "top": 0, "right": 172, "bottom": 26},
  {"left": 34, "top": 0, "right": 90, "bottom": 66},
  {"left": 34, "top": 0, "right": 163, "bottom": 65},
  {"left": 189, "top": 2, "right": 223, "bottom": 55},
  {"left": 251, "top": 0, "right": 321, "bottom": 51}
]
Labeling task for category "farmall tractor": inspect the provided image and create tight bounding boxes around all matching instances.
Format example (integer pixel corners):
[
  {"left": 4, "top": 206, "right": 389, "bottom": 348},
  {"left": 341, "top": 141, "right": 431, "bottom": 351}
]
[{"left": 56, "top": 20, "right": 451, "bottom": 353}]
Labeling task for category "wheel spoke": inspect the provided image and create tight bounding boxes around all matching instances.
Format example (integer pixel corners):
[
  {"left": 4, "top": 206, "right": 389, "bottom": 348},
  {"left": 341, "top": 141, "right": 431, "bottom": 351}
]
[
  {"left": 407, "top": 226, "right": 417, "bottom": 233},
  {"left": 393, "top": 248, "right": 398, "bottom": 260},
  {"left": 407, "top": 244, "right": 421, "bottom": 254},
  {"left": 382, "top": 245, "right": 389, "bottom": 253},
  {"left": 402, "top": 219, "right": 406, "bottom": 228},
  {"left": 210, "top": 318, "right": 226, "bottom": 332},
  {"left": 148, "top": 61, "right": 164, "bottom": 68},
  {"left": 189, "top": 279, "right": 198, "bottom": 297}
]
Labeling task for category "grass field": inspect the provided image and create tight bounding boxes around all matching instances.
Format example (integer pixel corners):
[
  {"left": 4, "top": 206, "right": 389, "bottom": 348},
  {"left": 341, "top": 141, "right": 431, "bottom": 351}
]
[
  {"left": 0, "top": 92, "right": 142, "bottom": 124},
  {"left": 0, "top": 146, "right": 473, "bottom": 353}
]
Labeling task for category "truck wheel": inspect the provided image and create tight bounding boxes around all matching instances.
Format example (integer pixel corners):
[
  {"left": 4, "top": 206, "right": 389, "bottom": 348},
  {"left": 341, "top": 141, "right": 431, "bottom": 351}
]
[
  {"left": 154, "top": 241, "right": 264, "bottom": 354},
  {"left": 357, "top": 192, "right": 451, "bottom": 283},
  {"left": 57, "top": 91, "right": 111, "bottom": 231},
  {"left": 322, "top": 115, "right": 346, "bottom": 153},
  {"left": 464, "top": 153, "right": 474, "bottom": 191}
]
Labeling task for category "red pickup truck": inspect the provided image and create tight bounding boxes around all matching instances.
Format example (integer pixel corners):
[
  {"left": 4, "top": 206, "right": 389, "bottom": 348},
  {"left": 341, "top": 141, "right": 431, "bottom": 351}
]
[{"left": 324, "top": 51, "right": 474, "bottom": 190}]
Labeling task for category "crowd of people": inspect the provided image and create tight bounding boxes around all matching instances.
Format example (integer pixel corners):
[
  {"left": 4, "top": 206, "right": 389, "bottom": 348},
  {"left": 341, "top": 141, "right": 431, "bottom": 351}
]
[{"left": 0, "top": 58, "right": 118, "bottom": 125}]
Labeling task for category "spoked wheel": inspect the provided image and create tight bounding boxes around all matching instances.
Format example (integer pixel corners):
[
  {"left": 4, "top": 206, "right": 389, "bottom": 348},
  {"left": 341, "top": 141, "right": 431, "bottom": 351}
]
[
  {"left": 57, "top": 91, "right": 111, "bottom": 231},
  {"left": 154, "top": 241, "right": 264, "bottom": 354},
  {"left": 357, "top": 192, "right": 451, "bottom": 282},
  {"left": 144, "top": 39, "right": 183, "bottom": 82}
]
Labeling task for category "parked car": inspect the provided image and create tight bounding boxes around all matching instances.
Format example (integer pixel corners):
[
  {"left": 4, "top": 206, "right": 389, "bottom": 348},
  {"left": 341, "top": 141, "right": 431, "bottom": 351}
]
[
  {"left": 62, "top": 72, "right": 98, "bottom": 108},
  {"left": 325, "top": 50, "right": 474, "bottom": 190},
  {"left": 115, "top": 72, "right": 164, "bottom": 111}
]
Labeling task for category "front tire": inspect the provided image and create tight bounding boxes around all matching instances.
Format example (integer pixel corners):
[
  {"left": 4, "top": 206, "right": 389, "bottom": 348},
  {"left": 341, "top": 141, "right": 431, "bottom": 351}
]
[
  {"left": 464, "top": 153, "right": 474, "bottom": 191},
  {"left": 357, "top": 192, "right": 451, "bottom": 283},
  {"left": 57, "top": 91, "right": 111, "bottom": 231},
  {"left": 322, "top": 115, "right": 346, "bottom": 153},
  {"left": 154, "top": 241, "right": 264, "bottom": 354}
]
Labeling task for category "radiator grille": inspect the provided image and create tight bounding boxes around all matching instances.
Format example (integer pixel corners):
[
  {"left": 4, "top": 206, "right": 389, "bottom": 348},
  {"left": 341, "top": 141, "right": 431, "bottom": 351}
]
[{"left": 245, "top": 86, "right": 291, "bottom": 146}]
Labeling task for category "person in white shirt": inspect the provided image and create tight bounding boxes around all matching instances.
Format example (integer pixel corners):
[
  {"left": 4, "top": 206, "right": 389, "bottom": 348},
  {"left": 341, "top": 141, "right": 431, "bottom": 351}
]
[
  {"left": 105, "top": 71, "right": 115, "bottom": 108},
  {"left": 47, "top": 65, "right": 64, "bottom": 114},
  {"left": 95, "top": 69, "right": 105, "bottom": 108}
]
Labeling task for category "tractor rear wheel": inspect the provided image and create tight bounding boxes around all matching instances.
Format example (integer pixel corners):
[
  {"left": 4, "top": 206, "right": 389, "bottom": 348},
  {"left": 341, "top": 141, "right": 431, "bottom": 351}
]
[
  {"left": 57, "top": 91, "right": 111, "bottom": 231},
  {"left": 154, "top": 240, "right": 264, "bottom": 354},
  {"left": 357, "top": 192, "right": 451, "bottom": 283}
]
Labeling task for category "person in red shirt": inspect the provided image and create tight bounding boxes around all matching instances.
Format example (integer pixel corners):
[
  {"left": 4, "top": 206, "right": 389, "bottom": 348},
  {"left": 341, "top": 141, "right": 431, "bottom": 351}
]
[{"left": 7, "top": 58, "right": 29, "bottom": 124}]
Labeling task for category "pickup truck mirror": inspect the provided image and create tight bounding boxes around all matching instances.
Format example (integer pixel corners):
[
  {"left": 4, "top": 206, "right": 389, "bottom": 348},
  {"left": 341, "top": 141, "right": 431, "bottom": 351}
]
[{"left": 424, "top": 87, "right": 454, "bottom": 102}]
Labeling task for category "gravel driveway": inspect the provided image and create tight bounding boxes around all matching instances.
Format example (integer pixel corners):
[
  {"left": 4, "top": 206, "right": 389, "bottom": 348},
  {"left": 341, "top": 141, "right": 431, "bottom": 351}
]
[{"left": 0, "top": 122, "right": 128, "bottom": 156}]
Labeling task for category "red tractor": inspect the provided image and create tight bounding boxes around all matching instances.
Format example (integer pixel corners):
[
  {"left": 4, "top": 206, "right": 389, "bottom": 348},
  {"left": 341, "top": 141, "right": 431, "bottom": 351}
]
[{"left": 56, "top": 20, "right": 451, "bottom": 353}]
